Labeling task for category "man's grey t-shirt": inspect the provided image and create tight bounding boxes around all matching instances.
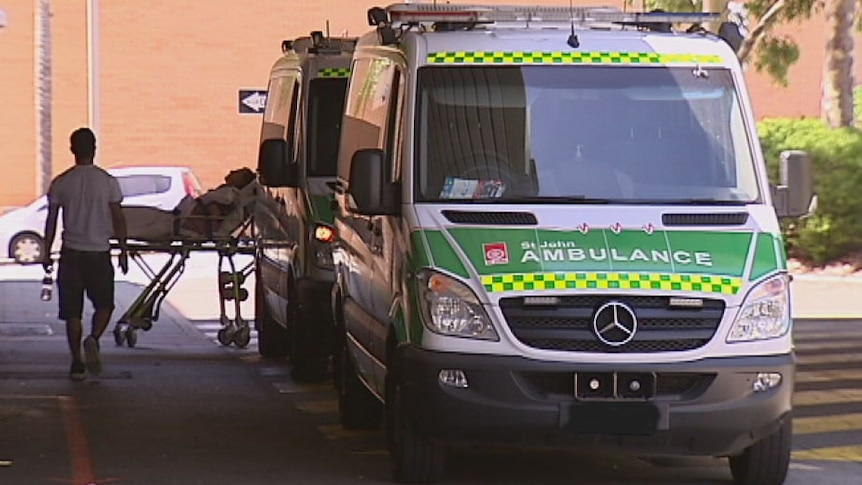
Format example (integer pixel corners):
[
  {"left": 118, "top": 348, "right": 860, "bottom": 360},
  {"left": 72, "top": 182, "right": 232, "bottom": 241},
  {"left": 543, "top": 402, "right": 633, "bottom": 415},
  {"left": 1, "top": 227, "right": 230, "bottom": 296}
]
[{"left": 48, "top": 165, "right": 123, "bottom": 252}]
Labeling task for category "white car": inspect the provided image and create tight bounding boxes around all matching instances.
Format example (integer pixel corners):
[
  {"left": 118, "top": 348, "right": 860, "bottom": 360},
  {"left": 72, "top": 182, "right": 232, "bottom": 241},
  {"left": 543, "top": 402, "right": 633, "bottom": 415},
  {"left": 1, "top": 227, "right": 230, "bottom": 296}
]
[{"left": 0, "top": 166, "right": 202, "bottom": 264}]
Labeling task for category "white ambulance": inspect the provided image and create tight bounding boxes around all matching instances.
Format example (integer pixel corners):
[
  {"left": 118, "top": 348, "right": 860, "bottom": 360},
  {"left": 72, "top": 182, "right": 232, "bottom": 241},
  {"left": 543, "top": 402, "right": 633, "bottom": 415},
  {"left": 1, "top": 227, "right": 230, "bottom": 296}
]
[{"left": 331, "top": 4, "right": 814, "bottom": 484}]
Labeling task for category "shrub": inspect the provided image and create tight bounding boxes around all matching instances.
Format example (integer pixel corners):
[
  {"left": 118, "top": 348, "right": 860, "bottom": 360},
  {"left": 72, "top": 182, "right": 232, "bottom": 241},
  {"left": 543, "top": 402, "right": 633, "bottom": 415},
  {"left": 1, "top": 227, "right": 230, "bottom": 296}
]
[{"left": 758, "top": 118, "right": 862, "bottom": 265}]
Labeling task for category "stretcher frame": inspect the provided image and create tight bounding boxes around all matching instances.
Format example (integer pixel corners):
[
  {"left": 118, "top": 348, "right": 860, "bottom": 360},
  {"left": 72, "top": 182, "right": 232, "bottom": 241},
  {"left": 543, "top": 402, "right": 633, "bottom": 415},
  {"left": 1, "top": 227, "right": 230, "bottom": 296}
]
[{"left": 111, "top": 215, "right": 256, "bottom": 349}]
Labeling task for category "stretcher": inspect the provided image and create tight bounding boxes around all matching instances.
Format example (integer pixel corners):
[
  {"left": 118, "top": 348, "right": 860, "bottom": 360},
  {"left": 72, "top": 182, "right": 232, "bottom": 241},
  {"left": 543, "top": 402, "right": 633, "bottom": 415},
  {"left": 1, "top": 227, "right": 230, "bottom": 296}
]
[{"left": 110, "top": 180, "right": 259, "bottom": 349}]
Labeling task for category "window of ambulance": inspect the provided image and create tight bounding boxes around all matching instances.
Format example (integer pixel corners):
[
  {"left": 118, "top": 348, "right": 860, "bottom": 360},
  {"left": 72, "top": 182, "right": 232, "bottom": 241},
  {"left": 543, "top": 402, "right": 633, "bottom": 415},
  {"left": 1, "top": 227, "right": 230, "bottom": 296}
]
[
  {"left": 414, "top": 65, "right": 760, "bottom": 205},
  {"left": 307, "top": 77, "right": 349, "bottom": 177}
]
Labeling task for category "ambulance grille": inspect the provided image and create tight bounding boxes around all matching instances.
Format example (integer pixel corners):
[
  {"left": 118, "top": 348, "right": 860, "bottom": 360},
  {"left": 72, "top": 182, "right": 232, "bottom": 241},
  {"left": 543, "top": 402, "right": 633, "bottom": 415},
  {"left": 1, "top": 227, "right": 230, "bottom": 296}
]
[{"left": 500, "top": 295, "right": 724, "bottom": 353}]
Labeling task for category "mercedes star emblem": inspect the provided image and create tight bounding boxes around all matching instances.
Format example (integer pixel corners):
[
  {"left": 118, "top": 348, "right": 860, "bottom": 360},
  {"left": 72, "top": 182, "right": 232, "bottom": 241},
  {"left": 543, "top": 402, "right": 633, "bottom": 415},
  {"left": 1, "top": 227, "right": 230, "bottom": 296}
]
[{"left": 593, "top": 301, "right": 637, "bottom": 347}]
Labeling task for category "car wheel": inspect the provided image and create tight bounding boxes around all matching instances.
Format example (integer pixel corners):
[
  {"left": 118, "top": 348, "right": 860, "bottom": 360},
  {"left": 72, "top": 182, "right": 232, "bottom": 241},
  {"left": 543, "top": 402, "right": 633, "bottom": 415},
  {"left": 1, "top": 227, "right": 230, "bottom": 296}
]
[
  {"left": 10, "top": 233, "right": 44, "bottom": 264},
  {"left": 728, "top": 418, "right": 792, "bottom": 485},
  {"left": 337, "top": 340, "right": 382, "bottom": 430}
]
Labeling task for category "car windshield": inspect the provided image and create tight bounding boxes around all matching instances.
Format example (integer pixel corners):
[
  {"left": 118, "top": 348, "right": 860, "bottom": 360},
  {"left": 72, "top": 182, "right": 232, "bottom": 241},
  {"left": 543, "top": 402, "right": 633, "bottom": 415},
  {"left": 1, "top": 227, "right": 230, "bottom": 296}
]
[
  {"left": 307, "top": 77, "right": 348, "bottom": 177},
  {"left": 415, "top": 65, "right": 760, "bottom": 204}
]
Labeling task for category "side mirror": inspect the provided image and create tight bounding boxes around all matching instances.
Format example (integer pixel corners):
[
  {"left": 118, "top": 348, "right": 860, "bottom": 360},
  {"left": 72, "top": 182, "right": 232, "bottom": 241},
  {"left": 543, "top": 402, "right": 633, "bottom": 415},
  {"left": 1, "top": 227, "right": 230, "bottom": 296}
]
[
  {"left": 258, "top": 139, "right": 299, "bottom": 188},
  {"left": 772, "top": 150, "right": 816, "bottom": 218},
  {"left": 347, "top": 148, "right": 399, "bottom": 215}
]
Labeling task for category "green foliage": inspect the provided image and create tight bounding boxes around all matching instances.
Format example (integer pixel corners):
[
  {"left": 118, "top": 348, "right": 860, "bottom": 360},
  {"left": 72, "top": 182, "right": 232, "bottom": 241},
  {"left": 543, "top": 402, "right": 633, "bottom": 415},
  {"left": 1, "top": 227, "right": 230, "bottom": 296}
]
[
  {"left": 759, "top": 118, "right": 862, "bottom": 264},
  {"left": 753, "top": 36, "right": 800, "bottom": 86}
]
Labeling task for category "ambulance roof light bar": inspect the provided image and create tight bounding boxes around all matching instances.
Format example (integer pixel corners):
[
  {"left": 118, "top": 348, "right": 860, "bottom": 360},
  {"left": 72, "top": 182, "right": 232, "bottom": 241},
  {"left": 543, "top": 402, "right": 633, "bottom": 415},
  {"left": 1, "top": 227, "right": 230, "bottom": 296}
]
[{"left": 378, "top": 3, "right": 720, "bottom": 28}]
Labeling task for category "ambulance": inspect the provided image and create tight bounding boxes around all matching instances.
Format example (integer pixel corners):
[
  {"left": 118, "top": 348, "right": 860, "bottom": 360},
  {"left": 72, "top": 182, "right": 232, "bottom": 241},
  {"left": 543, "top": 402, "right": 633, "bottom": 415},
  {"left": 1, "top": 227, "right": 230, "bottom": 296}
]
[
  {"left": 330, "top": 4, "right": 814, "bottom": 484},
  {"left": 256, "top": 32, "right": 355, "bottom": 381}
]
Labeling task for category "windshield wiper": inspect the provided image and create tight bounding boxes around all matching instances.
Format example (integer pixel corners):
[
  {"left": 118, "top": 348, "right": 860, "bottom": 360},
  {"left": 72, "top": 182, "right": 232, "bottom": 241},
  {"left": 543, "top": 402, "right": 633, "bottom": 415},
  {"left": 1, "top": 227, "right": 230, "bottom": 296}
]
[
  {"left": 486, "top": 196, "right": 616, "bottom": 204},
  {"left": 654, "top": 198, "right": 751, "bottom": 206}
]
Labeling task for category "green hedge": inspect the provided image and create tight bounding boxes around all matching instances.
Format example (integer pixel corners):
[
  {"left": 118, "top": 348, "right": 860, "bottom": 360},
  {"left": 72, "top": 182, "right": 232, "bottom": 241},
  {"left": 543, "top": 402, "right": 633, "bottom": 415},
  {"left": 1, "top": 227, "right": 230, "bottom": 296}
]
[{"left": 758, "top": 118, "right": 862, "bottom": 265}]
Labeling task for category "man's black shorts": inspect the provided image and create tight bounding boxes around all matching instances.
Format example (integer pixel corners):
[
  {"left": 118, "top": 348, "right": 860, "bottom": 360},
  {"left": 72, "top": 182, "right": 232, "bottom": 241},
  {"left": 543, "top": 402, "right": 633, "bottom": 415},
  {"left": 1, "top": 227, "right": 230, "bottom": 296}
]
[{"left": 57, "top": 247, "right": 115, "bottom": 320}]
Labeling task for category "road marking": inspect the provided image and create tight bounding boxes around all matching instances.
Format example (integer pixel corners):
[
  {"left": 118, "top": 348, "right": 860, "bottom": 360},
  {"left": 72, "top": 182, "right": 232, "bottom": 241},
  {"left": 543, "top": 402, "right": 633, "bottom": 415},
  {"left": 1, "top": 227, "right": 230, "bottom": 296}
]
[
  {"left": 792, "top": 446, "right": 862, "bottom": 462},
  {"left": 794, "top": 389, "right": 862, "bottom": 407},
  {"left": 272, "top": 381, "right": 332, "bottom": 394},
  {"left": 797, "top": 353, "right": 862, "bottom": 365},
  {"left": 318, "top": 424, "right": 381, "bottom": 440},
  {"left": 796, "top": 369, "right": 862, "bottom": 383},
  {"left": 295, "top": 400, "right": 338, "bottom": 414},
  {"left": 794, "top": 413, "right": 862, "bottom": 435},
  {"left": 58, "top": 396, "right": 97, "bottom": 485}
]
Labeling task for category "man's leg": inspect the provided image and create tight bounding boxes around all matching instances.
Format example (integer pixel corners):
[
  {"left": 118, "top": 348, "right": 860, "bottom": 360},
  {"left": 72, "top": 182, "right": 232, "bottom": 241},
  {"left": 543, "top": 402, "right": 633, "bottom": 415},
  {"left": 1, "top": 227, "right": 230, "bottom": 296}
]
[
  {"left": 83, "top": 251, "right": 115, "bottom": 376},
  {"left": 58, "top": 249, "right": 86, "bottom": 380}
]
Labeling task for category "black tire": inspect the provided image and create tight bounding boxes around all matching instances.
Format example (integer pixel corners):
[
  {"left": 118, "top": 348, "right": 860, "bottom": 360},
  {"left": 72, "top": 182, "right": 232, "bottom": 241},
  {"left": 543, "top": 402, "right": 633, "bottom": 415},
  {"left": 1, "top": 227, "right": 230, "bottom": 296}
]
[
  {"left": 9, "top": 232, "right": 44, "bottom": 264},
  {"left": 729, "top": 418, "right": 792, "bottom": 485},
  {"left": 338, "top": 342, "right": 383, "bottom": 430},
  {"left": 389, "top": 364, "right": 445, "bottom": 484},
  {"left": 256, "top": 267, "right": 290, "bottom": 358},
  {"left": 289, "top": 285, "right": 330, "bottom": 382}
]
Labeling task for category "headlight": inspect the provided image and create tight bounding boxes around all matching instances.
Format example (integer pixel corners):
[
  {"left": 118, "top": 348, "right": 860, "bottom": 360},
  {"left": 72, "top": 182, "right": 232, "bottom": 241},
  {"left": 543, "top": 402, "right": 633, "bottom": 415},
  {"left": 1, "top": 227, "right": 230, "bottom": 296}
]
[
  {"left": 416, "top": 270, "right": 498, "bottom": 340},
  {"left": 727, "top": 274, "right": 790, "bottom": 343}
]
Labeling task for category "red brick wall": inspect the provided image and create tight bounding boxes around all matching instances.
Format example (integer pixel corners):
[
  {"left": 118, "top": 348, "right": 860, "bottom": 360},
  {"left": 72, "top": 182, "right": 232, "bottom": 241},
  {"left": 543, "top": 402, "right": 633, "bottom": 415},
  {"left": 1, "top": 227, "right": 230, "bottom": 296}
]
[{"left": 0, "top": 0, "right": 857, "bottom": 210}]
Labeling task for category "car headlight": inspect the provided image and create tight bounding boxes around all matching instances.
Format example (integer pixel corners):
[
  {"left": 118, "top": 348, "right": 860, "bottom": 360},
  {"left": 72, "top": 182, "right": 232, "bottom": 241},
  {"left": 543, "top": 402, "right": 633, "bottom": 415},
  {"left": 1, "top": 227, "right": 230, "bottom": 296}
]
[
  {"left": 416, "top": 270, "right": 498, "bottom": 341},
  {"left": 727, "top": 274, "right": 790, "bottom": 343}
]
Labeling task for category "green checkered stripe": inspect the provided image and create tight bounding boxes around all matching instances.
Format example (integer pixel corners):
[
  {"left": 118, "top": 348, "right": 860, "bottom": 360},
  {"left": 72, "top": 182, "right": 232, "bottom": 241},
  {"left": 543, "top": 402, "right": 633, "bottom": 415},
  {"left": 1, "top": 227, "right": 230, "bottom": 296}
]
[
  {"left": 427, "top": 51, "right": 722, "bottom": 65},
  {"left": 481, "top": 272, "right": 741, "bottom": 295},
  {"left": 318, "top": 68, "right": 351, "bottom": 78}
]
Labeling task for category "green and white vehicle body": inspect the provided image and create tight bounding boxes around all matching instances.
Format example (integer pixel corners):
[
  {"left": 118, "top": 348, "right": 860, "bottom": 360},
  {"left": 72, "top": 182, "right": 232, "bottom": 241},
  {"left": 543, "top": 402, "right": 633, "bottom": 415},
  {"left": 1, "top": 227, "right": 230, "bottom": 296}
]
[
  {"left": 255, "top": 34, "right": 355, "bottom": 378},
  {"left": 333, "top": 5, "right": 811, "bottom": 483}
]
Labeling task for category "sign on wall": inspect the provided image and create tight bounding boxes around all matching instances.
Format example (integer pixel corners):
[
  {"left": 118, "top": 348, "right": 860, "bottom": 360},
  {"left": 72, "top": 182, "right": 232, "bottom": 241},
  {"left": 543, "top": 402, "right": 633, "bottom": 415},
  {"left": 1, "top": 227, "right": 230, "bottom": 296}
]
[{"left": 238, "top": 90, "right": 267, "bottom": 114}]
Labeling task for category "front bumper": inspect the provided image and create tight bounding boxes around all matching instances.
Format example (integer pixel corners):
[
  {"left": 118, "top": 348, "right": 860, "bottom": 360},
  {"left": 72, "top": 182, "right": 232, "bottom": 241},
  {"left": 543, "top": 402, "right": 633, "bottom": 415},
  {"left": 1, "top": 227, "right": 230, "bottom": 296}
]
[{"left": 399, "top": 346, "right": 794, "bottom": 457}]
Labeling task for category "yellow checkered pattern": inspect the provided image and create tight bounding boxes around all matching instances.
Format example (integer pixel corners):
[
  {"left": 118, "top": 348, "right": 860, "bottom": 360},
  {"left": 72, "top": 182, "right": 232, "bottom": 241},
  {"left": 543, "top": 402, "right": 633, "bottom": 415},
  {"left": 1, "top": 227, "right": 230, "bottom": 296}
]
[
  {"left": 481, "top": 272, "right": 741, "bottom": 295},
  {"left": 426, "top": 51, "right": 722, "bottom": 65},
  {"left": 318, "top": 68, "right": 351, "bottom": 78}
]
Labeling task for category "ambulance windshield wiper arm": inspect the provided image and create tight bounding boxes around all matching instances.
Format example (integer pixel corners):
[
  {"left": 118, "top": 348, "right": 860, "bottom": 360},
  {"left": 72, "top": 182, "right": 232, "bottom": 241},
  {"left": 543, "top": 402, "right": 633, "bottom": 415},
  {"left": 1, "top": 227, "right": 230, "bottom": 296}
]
[{"left": 490, "top": 196, "right": 615, "bottom": 204}]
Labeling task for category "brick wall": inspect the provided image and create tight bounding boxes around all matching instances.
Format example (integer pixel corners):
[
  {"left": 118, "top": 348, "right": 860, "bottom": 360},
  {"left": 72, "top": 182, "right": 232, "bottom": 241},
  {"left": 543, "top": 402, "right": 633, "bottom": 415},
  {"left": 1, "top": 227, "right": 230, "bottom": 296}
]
[{"left": 0, "top": 0, "right": 856, "bottom": 209}]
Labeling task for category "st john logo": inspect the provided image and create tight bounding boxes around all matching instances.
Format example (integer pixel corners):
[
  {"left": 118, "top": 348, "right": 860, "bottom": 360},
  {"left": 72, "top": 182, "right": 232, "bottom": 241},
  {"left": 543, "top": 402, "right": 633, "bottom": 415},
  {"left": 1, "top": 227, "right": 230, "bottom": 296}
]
[{"left": 483, "top": 242, "right": 509, "bottom": 266}]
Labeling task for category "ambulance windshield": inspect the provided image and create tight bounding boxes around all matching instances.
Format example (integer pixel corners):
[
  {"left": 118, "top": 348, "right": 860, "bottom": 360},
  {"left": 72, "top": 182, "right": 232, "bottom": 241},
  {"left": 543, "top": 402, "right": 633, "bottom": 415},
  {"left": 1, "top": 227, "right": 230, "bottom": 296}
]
[{"left": 415, "top": 65, "right": 760, "bottom": 204}]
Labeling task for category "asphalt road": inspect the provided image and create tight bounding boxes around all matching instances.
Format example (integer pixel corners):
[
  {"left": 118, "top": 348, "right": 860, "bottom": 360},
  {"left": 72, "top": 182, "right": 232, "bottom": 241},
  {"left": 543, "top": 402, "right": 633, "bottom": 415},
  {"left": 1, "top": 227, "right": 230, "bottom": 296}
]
[{"left": 0, "top": 257, "right": 861, "bottom": 485}]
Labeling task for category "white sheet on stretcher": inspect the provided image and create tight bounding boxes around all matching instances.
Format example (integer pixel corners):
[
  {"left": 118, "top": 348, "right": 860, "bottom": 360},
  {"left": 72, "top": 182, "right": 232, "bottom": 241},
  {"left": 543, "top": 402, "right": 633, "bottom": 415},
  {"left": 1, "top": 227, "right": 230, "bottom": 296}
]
[{"left": 124, "top": 181, "right": 259, "bottom": 242}]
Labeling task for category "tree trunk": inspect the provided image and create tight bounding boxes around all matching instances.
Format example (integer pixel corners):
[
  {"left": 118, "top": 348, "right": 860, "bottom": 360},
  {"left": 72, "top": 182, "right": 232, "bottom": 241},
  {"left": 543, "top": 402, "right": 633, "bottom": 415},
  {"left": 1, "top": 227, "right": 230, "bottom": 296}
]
[{"left": 822, "top": 0, "right": 856, "bottom": 128}]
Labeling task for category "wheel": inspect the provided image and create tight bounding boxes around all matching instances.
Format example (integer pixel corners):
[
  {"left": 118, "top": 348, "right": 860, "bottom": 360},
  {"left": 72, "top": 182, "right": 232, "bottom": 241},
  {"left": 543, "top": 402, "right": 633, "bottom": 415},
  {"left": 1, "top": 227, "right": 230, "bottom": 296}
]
[
  {"left": 289, "top": 287, "right": 330, "bottom": 383},
  {"left": 125, "top": 328, "right": 137, "bottom": 348},
  {"left": 389, "top": 362, "right": 446, "bottom": 484},
  {"left": 232, "top": 325, "right": 251, "bottom": 348},
  {"left": 113, "top": 327, "right": 125, "bottom": 346},
  {"left": 728, "top": 418, "right": 792, "bottom": 485},
  {"left": 237, "top": 288, "right": 249, "bottom": 301},
  {"left": 9, "top": 232, "right": 44, "bottom": 264},
  {"left": 217, "top": 326, "right": 235, "bottom": 347},
  {"left": 256, "top": 267, "right": 290, "bottom": 358},
  {"left": 337, "top": 342, "right": 383, "bottom": 430}
]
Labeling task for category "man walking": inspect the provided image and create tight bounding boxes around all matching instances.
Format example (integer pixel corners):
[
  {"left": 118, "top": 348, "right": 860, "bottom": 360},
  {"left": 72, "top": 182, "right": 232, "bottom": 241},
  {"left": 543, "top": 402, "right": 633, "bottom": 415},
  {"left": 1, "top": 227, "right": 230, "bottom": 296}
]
[{"left": 43, "top": 128, "right": 129, "bottom": 381}]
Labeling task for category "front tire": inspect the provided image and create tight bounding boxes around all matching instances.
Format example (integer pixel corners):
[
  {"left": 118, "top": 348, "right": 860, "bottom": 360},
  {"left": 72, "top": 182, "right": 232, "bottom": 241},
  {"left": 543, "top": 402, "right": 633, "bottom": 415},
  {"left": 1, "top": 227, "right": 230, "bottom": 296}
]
[
  {"left": 290, "top": 285, "right": 330, "bottom": 382},
  {"left": 729, "top": 418, "right": 792, "bottom": 485},
  {"left": 256, "top": 267, "right": 290, "bottom": 358},
  {"left": 337, "top": 341, "right": 382, "bottom": 430},
  {"left": 389, "top": 363, "right": 446, "bottom": 484}
]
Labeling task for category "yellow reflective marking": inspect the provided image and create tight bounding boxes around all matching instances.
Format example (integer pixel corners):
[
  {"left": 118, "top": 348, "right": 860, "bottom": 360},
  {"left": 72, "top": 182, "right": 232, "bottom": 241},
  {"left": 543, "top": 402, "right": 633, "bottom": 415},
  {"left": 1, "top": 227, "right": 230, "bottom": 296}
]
[
  {"left": 793, "top": 389, "right": 862, "bottom": 407},
  {"left": 794, "top": 413, "right": 862, "bottom": 435},
  {"left": 796, "top": 369, "right": 862, "bottom": 383},
  {"left": 793, "top": 446, "right": 862, "bottom": 462},
  {"left": 426, "top": 51, "right": 723, "bottom": 65},
  {"left": 295, "top": 400, "right": 338, "bottom": 414},
  {"left": 481, "top": 271, "right": 741, "bottom": 294}
]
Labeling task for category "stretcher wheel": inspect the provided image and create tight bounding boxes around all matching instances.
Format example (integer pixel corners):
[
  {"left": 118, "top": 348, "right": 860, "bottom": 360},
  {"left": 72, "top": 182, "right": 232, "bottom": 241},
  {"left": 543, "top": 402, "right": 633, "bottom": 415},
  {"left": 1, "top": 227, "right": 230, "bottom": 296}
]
[
  {"left": 237, "top": 288, "right": 249, "bottom": 302},
  {"left": 217, "top": 326, "right": 235, "bottom": 347},
  {"left": 113, "top": 327, "right": 125, "bottom": 346},
  {"left": 125, "top": 328, "right": 137, "bottom": 348},
  {"left": 233, "top": 326, "right": 251, "bottom": 348}
]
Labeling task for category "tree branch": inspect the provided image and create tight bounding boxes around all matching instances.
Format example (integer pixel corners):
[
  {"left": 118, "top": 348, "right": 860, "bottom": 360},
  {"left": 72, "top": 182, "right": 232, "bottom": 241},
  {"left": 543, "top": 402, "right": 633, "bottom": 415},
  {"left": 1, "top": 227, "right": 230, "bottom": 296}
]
[{"left": 737, "top": 0, "right": 786, "bottom": 62}]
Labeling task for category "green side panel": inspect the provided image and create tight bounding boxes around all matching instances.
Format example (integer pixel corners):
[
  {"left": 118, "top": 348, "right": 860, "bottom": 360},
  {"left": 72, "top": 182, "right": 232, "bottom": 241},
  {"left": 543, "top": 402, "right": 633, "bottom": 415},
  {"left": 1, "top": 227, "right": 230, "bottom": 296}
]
[
  {"left": 409, "top": 231, "right": 431, "bottom": 271},
  {"left": 750, "top": 232, "right": 780, "bottom": 281},
  {"left": 774, "top": 234, "right": 788, "bottom": 271},
  {"left": 423, "top": 230, "right": 470, "bottom": 278},
  {"left": 308, "top": 194, "right": 334, "bottom": 223}
]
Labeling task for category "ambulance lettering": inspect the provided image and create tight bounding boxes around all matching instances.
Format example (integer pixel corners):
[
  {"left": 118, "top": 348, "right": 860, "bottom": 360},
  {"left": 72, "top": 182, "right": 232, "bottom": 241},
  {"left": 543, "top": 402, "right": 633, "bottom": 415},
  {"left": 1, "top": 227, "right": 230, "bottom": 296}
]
[{"left": 518, "top": 240, "right": 713, "bottom": 267}]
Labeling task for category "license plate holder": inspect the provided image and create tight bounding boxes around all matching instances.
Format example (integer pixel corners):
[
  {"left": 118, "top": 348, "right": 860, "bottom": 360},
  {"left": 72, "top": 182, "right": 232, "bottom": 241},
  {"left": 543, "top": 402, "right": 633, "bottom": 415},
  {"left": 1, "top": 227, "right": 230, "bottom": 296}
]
[{"left": 563, "top": 402, "right": 659, "bottom": 436}]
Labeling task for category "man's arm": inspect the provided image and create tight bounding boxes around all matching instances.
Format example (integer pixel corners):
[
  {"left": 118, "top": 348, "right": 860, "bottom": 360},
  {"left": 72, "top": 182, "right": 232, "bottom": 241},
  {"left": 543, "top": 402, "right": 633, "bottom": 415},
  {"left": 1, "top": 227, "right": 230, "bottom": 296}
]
[
  {"left": 42, "top": 203, "right": 60, "bottom": 271},
  {"left": 110, "top": 202, "right": 129, "bottom": 274}
]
